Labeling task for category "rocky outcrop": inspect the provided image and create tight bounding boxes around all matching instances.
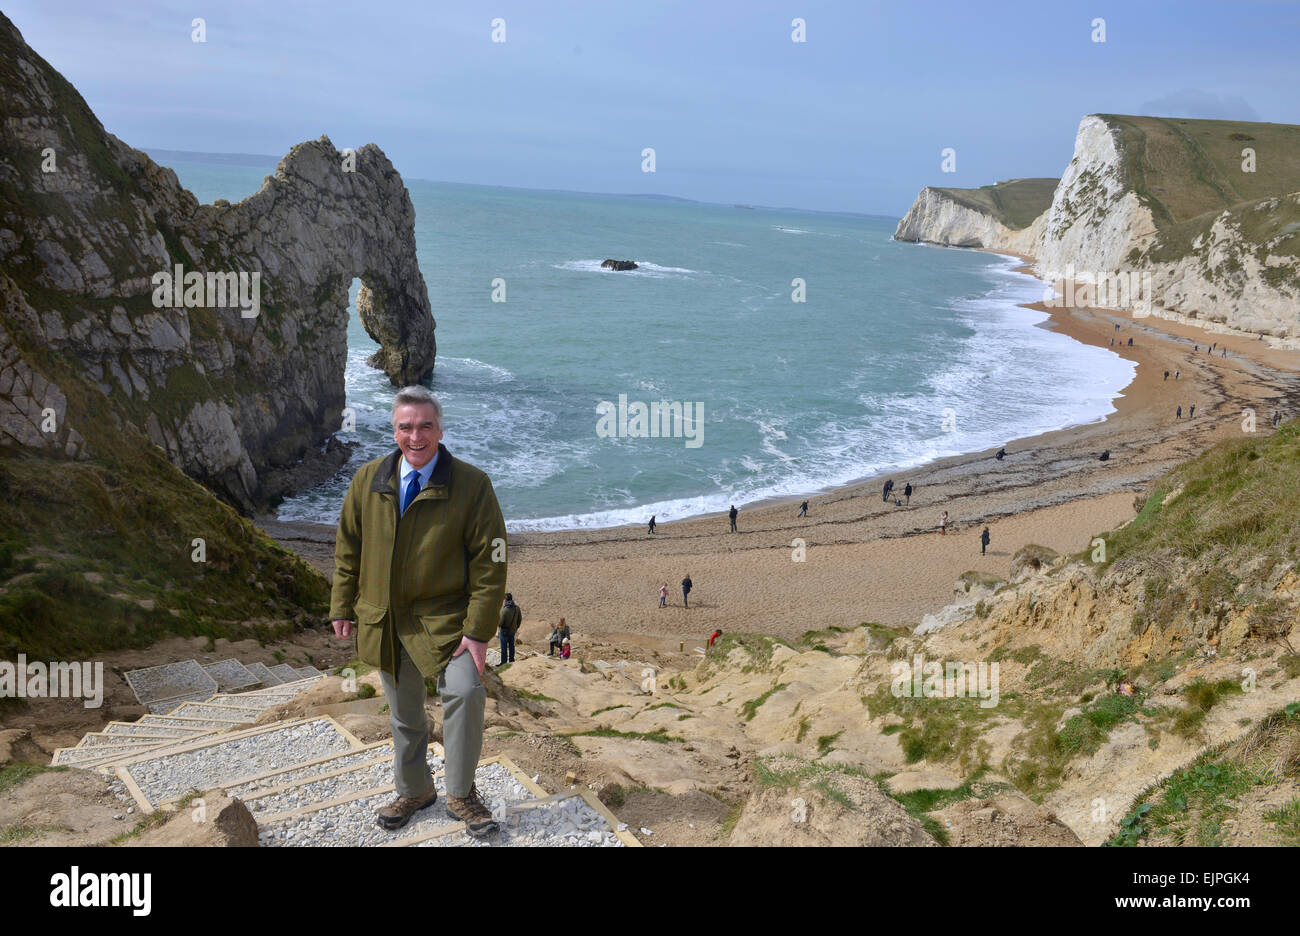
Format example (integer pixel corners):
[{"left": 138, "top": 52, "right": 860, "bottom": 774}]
[
  {"left": 0, "top": 12, "right": 436, "bottom": 511},
  {"left": 600, "top": 259, "right": 638, "bottom": 271}
]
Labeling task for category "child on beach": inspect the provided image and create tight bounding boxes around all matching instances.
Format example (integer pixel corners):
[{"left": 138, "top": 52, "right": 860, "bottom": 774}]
[
  {"left": 940, "top": 511, "right": 948, "bottom": 535},
  {"left": 559, "top": 637, "right": 571, "bottom": 660},
  {"left": 658, "top": 583, "right": 668, "bottom": 607}
]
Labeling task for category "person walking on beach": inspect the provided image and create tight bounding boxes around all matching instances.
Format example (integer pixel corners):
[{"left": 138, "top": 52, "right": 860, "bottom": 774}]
[
  {"left": 980, "top": 526, "right": 990, "bottom": 556},
  {"left": 1176, "top": 406, "right": 1182, "bottom": 419},
  {"left": 548, "top": 618, "right": 571, "bottom": 656},
  {"left": 904, "top": 482, "right": 913, "bottom": 505},
  {"left": 1127, "top": 337, "right": 1133, "bottom": 346},
  {"left": 329, "top": 385, "right": 505, "bottom": 837},
  {"left": 1175, "top": 371, "right": 1179, "bottom": 380},
  {"left": 939, "top": 511, "right": 948, "bottom": 536},
  {"left": 1189, "top": 404, "right": 1196, "bottom": 418},
  {"left": 797, "top": 500, "right": 808, "bottom": 517},
  {"left": 882, "top": 479, "right": 894, "bottom": 503},
  {"left": 1273, "top": 410, "right": 1281, "bottom": 428},
  {"left": 1164, "top": 370, "right": 1169, "bottom": 381},
  {"left": 658, "top": 582, "right": 668, "bottom": 608},
  {"left": 647, "top": 514, "right": 656, "bottom": 534},
  {"left": 682, "top": 574, "right": 693, "bottom": 608},
  {"left": 729, "top": 505, "right": 738, "bottom": 533},
  {"left": 498, "top": 593, "right": 521, "bottom": 665}
]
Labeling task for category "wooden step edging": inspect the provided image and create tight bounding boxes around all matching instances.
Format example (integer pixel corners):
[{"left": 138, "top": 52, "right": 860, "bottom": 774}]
[{"left": 112, "top": 715, "right": 365, "bottom": 813}]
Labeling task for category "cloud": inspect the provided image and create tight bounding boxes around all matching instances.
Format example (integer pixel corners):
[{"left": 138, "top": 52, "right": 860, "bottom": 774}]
[{"left": 1140, "top": 90, "right": 1261, "bottom": 121}]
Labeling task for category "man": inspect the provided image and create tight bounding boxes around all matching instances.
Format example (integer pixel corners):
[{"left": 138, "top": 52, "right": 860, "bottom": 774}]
[
  {"left": 330, "top": 386, "right": 507, "bottom": 838},
  {"left": 903, "top": 482, "right": 913, "bottom": 505},
  {"left": 728, "top": 504, "right": 738, "bottom": 532},
  {"left": 980, "top": 526, "right": 990, "bottom": 556},
  {"left": 682, "top": 574, "right": 693, "bottom": 608},
  {"left": 797, "top": 499, "right": 808, "bottom": 517},
  {"left": 498, "top": 593, "right": 521, "bottom": 665}
]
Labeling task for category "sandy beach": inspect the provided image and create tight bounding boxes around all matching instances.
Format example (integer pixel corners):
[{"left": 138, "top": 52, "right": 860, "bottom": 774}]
[{"left": 261, "top": 260, "right": 1300, "bottom": 647}]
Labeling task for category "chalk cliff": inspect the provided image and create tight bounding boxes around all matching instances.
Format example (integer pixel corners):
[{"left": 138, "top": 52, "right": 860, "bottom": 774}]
[
  {"left": 0, "top": 12, "right": 436, "bottom": 512},
  {"left": 897, "top": 115, "right": 1300, "bottom": 338},
  {"left": 894, "top": 178, "right": 1055, "bottom": 256}
]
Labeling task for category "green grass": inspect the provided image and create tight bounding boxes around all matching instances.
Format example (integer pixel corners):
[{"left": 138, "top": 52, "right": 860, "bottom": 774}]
[
  {"left": 930, "top": 178, "right": 1059, "bottom": 230},
  {"left": 704, "top": 632, "right": 792, "bottom": 675},
  {"left": 798, "top": 625, "right": 848, "bottom": 646},
  {"left": 590, "top": 704, "right": 629, "bottom": 716},
  {"left": 645, "top": 701, "right": 686, "bottom": 712},
  {"left": 1108, "top": 704, "right": 1300, "bottom": 845},
  {"left": 1264, "top": 797, "right": 1300, "bottom": 844},
  {"left": 816, "top": 730, "right": 843, "bottom": 756},
  {"left": 568, "top": 728, "right": 685, "bottom": 744},
  {"left": 1095, "top": 425, "right": 1300, "bottom": 569},
  {"left": 0, "top": 762, "right": 66, "bottom": 794},
  {"left": 0, "top": 822, "right": 73, "bottom": 844},
  {"left": 513, "top": 688, "right": 557, "bottom": 704},
  {"left": 739, "top": 682, "right": 788, "bottom": 721},
  {"left": 875, "top": 769, "right": 1011, "bottom": 847}
]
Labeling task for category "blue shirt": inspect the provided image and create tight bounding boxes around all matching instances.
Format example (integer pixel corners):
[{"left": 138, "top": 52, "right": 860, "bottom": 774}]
[{"left": 399, "top": 450, "right": 438, "bottom": 509}]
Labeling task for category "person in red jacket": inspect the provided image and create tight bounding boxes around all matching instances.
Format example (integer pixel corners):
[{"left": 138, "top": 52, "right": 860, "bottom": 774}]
[{"left": 708, "top": 629, "right": 723, "bottom": 647}]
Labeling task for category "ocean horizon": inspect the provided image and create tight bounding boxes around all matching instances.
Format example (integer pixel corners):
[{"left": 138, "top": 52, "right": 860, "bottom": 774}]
[{"left": 166, "top": 158, "right": 1135, "bottom": 533}]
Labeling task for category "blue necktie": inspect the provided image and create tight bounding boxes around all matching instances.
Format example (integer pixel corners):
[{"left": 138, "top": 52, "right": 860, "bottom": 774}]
[{"left": 401, "top": 471, "right": 422, "bottom": 515}]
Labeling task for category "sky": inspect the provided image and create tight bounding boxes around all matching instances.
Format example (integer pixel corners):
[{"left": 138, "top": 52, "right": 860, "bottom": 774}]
[{"left": 7, "top": 0, "right": 1298, "bottom": 215}]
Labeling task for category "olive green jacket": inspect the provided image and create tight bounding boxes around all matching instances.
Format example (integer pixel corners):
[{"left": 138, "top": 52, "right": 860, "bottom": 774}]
[{"left": 329, "top": 443, "right": 507, "bottom": 679}]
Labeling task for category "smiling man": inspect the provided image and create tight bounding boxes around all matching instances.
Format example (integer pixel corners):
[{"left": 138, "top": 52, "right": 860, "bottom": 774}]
[{"left": 330, "top": 386, "right": 507, "bottom": 837}]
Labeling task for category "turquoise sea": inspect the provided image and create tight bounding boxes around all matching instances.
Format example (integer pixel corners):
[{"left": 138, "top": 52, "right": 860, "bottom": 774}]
[{"left": 162, "top": 156, "right": 1135, "bottom": 531}]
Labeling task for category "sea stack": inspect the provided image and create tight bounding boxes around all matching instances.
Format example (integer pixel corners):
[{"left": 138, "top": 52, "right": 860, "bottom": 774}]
[{"left": 601, "top": 259, "right": 639, "bottom": 271}]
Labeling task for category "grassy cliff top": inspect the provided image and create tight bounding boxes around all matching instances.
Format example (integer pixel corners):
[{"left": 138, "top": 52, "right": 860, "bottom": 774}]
[
  {"left": 1098, "top": 114, "right": 1300, "bottom": 227},
  {"left": 930, "top": 178, "right": 1058, "bottom": 230}
]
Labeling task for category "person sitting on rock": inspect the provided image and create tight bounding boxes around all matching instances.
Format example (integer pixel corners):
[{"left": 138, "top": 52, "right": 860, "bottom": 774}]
[
  {"left": 548, "top": 618, "right": 571, "bottom": 657},
  {"left": 559, "top": 637, "right": 571, "bottom": 660}
]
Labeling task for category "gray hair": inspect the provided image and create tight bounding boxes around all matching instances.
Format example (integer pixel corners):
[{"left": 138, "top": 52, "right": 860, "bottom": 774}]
[{"left": 391, "top": 386, "right": 443, "bottom": 428}]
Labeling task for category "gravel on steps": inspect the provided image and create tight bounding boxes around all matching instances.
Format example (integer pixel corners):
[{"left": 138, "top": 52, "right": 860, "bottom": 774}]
[
  {"left": 225, "top": 743, "right": 396, "bottom": 798},
  {"left": 125, "top": 719, "right": 355, "bottom": 806},
  {"left": 416, "top": 795, "right": 624, "bottom": 848},
  {"left": 247, "top": 751, "right": 444, "bottom": 816},
  {"left": 258, "top": 762, "right": 530, "bottom": 847},
  {"left": 104, "top": 723, "right": 212, "bottom": 738}
]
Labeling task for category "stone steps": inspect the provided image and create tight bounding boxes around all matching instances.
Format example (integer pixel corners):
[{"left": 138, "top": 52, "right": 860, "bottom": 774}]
[
  {"left": 53, "top": 676, "right": 327, "bottom": 772},
  {"left": 114, "top": 716, "right": 363, "bottom": 810}
]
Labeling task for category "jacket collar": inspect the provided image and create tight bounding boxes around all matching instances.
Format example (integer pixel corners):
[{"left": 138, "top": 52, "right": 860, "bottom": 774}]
[{"left": 371, "top": 442, "right": 453, "bottom": 495}]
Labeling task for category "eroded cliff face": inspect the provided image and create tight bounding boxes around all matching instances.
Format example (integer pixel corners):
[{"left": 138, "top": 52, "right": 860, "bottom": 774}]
[
  {"left": 0, "top": 12, "right": 435, "bottom": 511},
  {"left": 894, "top": 186, "right": 1045, "bottom": 256},
  {"left": 897, "top": 114, "right": 1300, "bottom": 339}
]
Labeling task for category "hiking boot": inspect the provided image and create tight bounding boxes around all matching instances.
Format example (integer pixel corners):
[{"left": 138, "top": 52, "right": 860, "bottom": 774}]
[
  {"left": 376, "top": 786, "right": 437, "bottom": 831},
  {"left": 444, "top": 784, "right": 499, "bottom": 838}
]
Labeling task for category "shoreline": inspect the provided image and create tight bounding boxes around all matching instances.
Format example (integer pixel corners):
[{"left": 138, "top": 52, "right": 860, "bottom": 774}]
[{"left": 260, "top": 247, "right": 1300, "bottom": 643}]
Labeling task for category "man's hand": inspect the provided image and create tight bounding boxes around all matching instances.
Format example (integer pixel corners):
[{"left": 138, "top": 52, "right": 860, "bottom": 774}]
[
  {"left": 331, "top": 619, "right": 354, "bottom": 639},
  {"left": 453, "top": 635, "right": 487, "bottom": 676}
]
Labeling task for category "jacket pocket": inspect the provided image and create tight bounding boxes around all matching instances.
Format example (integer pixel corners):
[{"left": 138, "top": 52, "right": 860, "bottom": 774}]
[{"left": 354, "top": 598, "right": 388, "bottom": 667}]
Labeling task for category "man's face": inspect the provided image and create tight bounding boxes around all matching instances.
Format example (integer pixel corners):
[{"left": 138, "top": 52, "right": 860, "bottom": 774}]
[{"left": 393, "top": 403, "right": 443, "bottom": 470}]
